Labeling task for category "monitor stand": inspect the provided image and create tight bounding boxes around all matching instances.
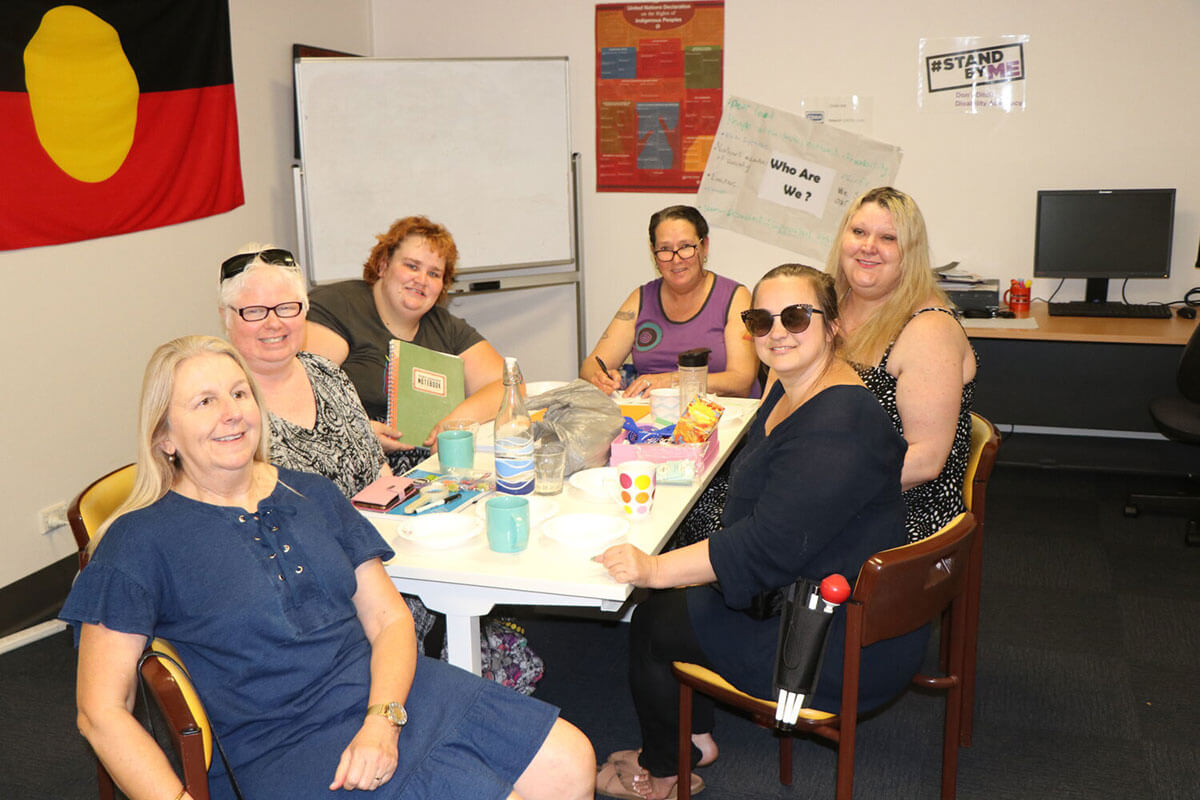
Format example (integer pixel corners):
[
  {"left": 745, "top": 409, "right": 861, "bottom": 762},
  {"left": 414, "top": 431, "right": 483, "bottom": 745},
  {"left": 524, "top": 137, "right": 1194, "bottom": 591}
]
[{"left": 1084, "top": 278, "right": 1109, "bottom": 304}]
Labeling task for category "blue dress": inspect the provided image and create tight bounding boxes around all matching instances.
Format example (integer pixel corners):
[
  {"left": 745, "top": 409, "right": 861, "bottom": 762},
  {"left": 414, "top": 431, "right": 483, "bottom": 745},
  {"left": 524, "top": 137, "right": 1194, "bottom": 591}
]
[{"left": 60, "top": 467, "right": 557, "bottom": 799}]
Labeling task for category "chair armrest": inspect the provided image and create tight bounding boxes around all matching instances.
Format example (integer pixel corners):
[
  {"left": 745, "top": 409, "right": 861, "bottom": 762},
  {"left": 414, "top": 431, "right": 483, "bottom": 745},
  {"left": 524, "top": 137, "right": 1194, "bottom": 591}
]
[{"left": 140, "top": 657, "right": 211, "bottom": 800}]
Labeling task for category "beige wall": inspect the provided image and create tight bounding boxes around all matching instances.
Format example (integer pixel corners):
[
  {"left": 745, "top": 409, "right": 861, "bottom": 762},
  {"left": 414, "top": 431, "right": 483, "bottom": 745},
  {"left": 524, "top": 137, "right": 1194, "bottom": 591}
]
[
  {"left": 0, "top": 1, "right": 372, "bottom": 590},
  {"left": 371, "top": 0, "right": 1200, "bottom": 344},
  {"left": 4, "top": 0, "right": 1198, "bottom": 590}
]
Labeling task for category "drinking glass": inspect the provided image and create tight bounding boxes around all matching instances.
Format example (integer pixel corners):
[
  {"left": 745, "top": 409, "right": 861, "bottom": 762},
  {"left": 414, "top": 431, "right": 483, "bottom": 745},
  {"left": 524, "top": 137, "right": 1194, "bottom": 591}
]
[{"left": 532, "top": 442, "right": 567, "bottom": 495}]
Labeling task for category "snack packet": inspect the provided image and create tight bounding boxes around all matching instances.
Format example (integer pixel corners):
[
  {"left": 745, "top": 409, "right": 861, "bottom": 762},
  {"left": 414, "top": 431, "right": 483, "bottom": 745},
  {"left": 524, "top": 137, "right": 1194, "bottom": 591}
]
[
  {"left": 672, "top": 394, "right": 724, "bottom": 443},
  {"left": 656, "top": 460, "right": 697, "bottom": 485}
]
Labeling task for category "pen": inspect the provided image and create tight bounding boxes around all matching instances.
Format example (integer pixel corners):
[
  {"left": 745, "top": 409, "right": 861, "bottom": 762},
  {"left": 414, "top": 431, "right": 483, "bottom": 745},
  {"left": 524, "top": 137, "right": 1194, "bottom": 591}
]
[
  {"left": 415, "top": 492, "right": 461, "bottom": 513},
  {"left": 595, "top": 355, "right": 613, "bottom": 379},
  {"left": 455, "top": 489, "right": 493, "bottom": 514}
]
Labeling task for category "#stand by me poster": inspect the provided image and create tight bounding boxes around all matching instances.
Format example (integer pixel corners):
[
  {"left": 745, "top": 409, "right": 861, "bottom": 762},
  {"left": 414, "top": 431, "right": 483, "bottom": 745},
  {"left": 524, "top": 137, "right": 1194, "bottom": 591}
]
[
  {"left": 595, "top": 1, "right": 724, "bottom": 192},
  {"left": 0, "top": 0, "right": 244, "bottom": 251},
  {"left": 918, "top": 35, "right": 1030, "bottom": 113}
]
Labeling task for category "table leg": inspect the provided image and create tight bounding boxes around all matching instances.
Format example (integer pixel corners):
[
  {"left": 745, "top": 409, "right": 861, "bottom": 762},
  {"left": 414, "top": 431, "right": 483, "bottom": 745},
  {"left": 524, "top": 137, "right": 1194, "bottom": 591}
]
[{"left": 444, "top": 613, "right": 483, "bottom": 675}]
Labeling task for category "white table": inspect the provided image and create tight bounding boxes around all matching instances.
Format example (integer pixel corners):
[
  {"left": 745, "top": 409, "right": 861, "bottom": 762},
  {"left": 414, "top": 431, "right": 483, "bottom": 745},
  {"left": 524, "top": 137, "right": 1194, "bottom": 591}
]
[{"left": 370, "top": 397, "right": 759, "bottom": 674}]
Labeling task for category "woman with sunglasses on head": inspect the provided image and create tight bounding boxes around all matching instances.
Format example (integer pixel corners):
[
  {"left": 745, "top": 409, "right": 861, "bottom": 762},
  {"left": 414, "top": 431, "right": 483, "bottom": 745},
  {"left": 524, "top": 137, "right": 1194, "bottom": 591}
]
[
  {"left": 223, "top": 248, "right": 542, "bottom": 690},
  {"left": 593, "top": 265, "right": 922, "bottom": 800},
  {"left": 580, "top": 205, "right": 757, "bottom": 399},
  {"left": 306, "top": 216, "right": 505, "bottom": 474},
  {"left": 219, "top": 245, "right": 388, "bottom": 498},
  {"left": 220, "top": 246, "right": 438, "bottom": 645},
  {"left": 829, "top": 187, "right": 977, "bottom": 544}
]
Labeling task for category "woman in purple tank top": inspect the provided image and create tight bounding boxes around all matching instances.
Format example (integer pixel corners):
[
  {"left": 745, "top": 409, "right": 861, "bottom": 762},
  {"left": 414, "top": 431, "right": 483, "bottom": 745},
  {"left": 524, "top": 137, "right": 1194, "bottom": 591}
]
[{"left": 580, "top": 206, "right": 758, "bottom": 398}]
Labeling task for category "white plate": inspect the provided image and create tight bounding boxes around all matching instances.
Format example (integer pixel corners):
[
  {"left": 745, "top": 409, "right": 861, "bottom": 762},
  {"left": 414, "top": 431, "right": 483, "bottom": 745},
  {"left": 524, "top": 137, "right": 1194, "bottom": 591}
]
[
  {"left": 568, "top": 467, "right": 619, "bottom": 503},
  {"left": 394, "top": 514, "right": 483, "bottom": 549},
  {"left": 718, "top": 407, "right": 746, "bottom": 427},
  {"left": 542, "top": 513, "right": 628, "bottom": 549},
  {"left": 525, "top": 380, "right": 569, "bottom": 397},
  {"left": 473, "top": 495, "right": 560, "bottom": 527}
]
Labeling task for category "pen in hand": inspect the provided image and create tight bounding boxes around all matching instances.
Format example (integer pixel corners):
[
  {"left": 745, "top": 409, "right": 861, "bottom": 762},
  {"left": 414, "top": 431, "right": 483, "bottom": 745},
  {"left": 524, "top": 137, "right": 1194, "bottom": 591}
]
[{"left": 595, "top": 355, "right": 613, "bottom": 380}]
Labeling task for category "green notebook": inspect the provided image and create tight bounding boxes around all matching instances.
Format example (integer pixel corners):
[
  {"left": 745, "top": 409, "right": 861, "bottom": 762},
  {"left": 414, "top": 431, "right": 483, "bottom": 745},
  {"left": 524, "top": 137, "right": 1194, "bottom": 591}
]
[{"left": 384, "top": 340, "right": 466, "bottom": 446}]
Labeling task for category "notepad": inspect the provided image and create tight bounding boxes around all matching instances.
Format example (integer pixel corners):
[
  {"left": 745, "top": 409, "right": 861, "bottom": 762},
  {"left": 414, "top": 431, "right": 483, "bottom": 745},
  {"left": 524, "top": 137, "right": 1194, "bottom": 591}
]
[{"left": 384, "top": 340, "right": 465, "bottom": 446}]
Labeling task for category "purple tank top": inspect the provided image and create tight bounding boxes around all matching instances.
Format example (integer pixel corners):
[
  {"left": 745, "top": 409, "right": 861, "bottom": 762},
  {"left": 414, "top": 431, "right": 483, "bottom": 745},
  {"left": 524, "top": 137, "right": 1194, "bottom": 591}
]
[{"left": 631, "top": 274, "right": 739, "bottom": 376}]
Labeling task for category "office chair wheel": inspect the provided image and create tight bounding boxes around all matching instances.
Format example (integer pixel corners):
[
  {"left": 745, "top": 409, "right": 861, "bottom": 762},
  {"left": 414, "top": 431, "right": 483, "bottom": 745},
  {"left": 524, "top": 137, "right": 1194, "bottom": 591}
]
[{"left": 1123, "top": 504, "right": 1140, "bottom": 518}]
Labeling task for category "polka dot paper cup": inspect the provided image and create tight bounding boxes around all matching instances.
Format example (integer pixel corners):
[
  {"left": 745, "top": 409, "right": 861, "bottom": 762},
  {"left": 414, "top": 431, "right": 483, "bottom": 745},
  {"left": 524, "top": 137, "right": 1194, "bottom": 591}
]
[{"left": 616, "top": 459, "right": 657, "bottom": 520}]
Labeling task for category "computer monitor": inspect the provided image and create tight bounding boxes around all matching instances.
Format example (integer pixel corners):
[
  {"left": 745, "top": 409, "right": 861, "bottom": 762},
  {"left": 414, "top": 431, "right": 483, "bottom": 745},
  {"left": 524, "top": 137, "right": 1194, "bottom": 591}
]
[{"left": 1033, "top": 188, "right": 1175, "bottom": 303}]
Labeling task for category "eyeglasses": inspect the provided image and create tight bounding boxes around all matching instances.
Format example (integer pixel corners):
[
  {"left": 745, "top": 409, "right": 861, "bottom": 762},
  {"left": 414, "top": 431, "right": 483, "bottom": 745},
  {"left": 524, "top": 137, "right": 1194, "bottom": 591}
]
[
  {"left": 233, "top": 302, "right": 304, "bottom": 322},
  {"left": 220, "top": 248, "right": 297, "bottom": 282},
  {"left": 741, "top": 304, "right": 825, "bottom": 337},
  {"left": 653, "top": 243, "right": 699, "bottom": 263}
]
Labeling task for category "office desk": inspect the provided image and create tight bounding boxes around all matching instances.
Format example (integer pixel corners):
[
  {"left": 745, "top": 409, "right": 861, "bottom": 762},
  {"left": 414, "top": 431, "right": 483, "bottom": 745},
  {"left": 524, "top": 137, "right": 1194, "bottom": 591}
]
[
  {"left": 963, "top": 303, "right": 1196, "bottom": 433},
  {"left": 374, "top": 398, "right": 758, "bottom": 674}
]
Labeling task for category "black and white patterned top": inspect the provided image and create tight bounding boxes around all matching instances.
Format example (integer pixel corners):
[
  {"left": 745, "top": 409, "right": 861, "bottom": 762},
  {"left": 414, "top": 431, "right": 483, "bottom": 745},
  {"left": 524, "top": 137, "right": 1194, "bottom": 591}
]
[
  {"left": 268, "top": 352, "right": 385, "bottom": 498},
  {"left": 855, "top": 307, "right": 976, "bottom": 543}
]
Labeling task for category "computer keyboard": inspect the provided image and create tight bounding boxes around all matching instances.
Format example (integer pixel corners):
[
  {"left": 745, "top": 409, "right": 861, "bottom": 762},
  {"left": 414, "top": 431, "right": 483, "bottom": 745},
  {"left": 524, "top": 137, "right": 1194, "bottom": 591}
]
[{"left": 1047, "top": 301, "right": 1173, "bottom": 319}]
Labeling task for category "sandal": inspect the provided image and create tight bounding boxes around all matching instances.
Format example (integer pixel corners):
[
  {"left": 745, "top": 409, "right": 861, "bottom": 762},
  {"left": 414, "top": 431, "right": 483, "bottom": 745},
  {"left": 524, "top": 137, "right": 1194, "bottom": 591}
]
[
  {"left": 596, "top": 761, "right": 705, "bottom": 800},
  {"left": 606, "top": 749, "right": 641, "bottom": 771},
  {"left": 607, "top": 747, "right": 717, "bottom": 773}
]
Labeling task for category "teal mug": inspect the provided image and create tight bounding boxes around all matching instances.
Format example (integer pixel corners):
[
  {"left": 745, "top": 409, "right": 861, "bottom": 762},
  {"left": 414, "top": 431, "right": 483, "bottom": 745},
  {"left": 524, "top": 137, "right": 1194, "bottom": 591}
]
[
  {"left": 437, "top": 429, "right": 475, "bottom": 471},
  {"left": 485, "top": 495, "right": 530, "bottom": 553}
]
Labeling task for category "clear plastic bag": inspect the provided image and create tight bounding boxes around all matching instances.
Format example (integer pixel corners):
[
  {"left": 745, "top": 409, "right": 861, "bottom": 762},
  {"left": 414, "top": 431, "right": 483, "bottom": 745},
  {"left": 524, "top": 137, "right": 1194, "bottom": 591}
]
[{"left": 527, "top": 379, "right": 624, "bottom": 476}]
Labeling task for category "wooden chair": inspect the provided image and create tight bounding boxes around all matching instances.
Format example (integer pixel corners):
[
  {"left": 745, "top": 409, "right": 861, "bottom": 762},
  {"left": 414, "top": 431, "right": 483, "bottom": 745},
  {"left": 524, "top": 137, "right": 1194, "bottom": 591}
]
[
  {"left": 672, "top": 512, "right": 978, "bottom": 800},
  {"left": 140, "top": 639, "right": 215, "bottom": 800},
  {"left": 957, "top": 413, "right": 1000, "bottom": 746},
  {"left": 67, "top": 464, "right": 213, "bottom": 800},
  {"left": 66, "top": 463, "right": 136, "bottom": 571}
]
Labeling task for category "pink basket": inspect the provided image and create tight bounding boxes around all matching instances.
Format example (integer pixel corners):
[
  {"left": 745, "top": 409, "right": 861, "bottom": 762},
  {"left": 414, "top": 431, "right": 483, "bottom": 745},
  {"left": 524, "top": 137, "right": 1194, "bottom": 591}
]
[{"left": 609, "top": 426, "right": 720, "bottom": 474}]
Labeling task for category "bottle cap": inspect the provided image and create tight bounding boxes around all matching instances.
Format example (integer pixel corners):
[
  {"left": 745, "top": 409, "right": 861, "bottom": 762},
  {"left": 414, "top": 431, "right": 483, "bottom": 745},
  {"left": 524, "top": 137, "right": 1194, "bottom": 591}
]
[{"left": 677, "top": 348, "right": 711, "bottom": 367}]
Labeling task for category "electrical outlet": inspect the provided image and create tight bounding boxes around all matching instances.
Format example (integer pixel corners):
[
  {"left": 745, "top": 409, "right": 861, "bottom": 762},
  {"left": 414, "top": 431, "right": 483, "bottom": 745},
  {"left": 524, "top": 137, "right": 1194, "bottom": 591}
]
[{"left": 38, "top": 501, "right": 69, "bottom": 534}]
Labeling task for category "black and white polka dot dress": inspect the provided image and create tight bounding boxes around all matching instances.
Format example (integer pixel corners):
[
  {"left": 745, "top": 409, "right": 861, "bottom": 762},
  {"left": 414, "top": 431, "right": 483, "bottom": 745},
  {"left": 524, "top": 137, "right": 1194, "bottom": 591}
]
[{"left": 855, "top": 307, "right": 976, "bottom": 543}]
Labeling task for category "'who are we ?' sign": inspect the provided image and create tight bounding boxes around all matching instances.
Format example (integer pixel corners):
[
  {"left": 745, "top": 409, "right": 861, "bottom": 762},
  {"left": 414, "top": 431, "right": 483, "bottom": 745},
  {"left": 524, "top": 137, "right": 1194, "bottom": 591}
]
[{"left": 757, "top": 154, "right": 834, "bottom": 215}]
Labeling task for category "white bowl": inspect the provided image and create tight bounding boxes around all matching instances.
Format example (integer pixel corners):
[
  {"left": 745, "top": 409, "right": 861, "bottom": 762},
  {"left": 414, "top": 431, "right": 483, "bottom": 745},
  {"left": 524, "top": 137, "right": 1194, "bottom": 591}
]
[
  {"left": 394, "top": 514, "right": 482, "bottom": 549},
  {"left": 568, "top": 467, "right": 619, "bottom": 503},
  {"left": 525, "top": 380, "right": 569, "bottom": 397},
  {"left": 542, "top": 513, "right": 628, "bottom": 549}
]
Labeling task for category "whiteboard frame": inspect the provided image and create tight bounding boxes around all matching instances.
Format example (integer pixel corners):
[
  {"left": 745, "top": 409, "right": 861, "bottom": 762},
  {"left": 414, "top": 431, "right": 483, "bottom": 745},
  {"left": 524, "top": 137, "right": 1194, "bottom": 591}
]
[{"left": 291, "top": 56, "right": 586, "bottom": 365}]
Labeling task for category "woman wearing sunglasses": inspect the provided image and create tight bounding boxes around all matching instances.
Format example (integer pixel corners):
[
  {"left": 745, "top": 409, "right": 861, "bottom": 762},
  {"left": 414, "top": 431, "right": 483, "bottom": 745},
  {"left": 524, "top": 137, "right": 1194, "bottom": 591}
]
[
  {"left": 594, "top": 265, "right": 920, "bottom": 800},
  {"left": 829, "top": 187, "right": 976, "bottom": 544},
  {"left": 220, "top": 245, "right": 388, "bottom": 498},
  {"left": 579, "top": 205, "right": 758, "bottom": 399}
]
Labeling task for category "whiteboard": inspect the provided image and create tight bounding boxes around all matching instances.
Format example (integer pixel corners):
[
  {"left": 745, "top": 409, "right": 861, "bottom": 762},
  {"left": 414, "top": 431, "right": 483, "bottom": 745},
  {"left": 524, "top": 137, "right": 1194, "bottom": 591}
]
[
  {"left": 447, "top": 284, "right": 580, "bottom": 382},
  {"left": 295, "top": 57, "right": 573, "bottom": 282}
]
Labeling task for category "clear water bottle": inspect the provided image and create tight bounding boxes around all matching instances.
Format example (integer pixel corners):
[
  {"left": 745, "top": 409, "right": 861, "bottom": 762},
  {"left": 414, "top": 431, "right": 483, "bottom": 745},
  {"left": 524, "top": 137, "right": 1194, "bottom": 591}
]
[
  {"left": 494, "top": 357, "right": 535, "bottom": 495},
  {"left": 677, "top": 347, "right": 711, "bottom": 413}
]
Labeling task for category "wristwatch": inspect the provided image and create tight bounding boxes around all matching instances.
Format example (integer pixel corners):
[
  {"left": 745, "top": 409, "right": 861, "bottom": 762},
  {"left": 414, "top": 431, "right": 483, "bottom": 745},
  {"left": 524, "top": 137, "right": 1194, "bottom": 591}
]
[{"left": 366, "top": 701, "right": 408, "bottom": 729}]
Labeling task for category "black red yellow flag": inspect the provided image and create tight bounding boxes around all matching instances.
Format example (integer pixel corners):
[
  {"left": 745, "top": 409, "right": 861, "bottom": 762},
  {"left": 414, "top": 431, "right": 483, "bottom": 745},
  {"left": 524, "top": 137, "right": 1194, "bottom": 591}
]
[{"left": 0, "top": 1, "right": 244, "bottom": 250}]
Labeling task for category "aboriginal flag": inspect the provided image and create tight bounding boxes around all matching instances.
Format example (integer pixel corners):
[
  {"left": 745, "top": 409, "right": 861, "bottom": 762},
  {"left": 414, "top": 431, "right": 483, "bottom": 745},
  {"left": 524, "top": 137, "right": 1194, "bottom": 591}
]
[{"left": 0, "top": 1, "right": 243, "bottom": 250}]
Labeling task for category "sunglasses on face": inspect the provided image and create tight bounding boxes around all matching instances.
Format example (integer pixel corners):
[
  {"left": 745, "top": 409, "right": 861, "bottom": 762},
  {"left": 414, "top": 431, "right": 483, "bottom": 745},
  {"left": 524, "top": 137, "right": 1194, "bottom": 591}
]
[
  {"left": 741, "top": 304, "right": 825, "bottom": 337},
  {"left": 220, "top": 248, "right": 297, "bottom": 282}
]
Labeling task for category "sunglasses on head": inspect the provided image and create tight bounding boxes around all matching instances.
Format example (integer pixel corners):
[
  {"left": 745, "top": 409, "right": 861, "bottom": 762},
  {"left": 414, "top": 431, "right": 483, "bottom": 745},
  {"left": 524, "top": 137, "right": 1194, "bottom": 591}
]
[
  {"left": 741, "top": 304, "right": 824, "bottom": 337},
  {"left": 220, "top": 248, "right": 297, "bottom": 282}
]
